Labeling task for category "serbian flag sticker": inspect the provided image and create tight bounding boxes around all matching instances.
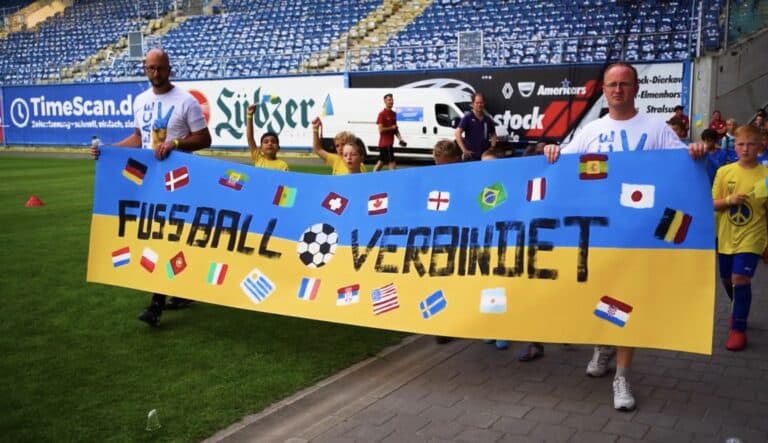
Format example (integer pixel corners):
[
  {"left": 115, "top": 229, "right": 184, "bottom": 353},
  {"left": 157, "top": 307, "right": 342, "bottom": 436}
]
[{"left": 593, "top": 296, "right": 633, "bottom": 327}]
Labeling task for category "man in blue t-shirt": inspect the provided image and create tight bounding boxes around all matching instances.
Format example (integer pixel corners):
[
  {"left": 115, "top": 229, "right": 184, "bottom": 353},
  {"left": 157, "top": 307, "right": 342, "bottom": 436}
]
[{"left": 455, "top": 92, "right": 497, "bottom": 161}]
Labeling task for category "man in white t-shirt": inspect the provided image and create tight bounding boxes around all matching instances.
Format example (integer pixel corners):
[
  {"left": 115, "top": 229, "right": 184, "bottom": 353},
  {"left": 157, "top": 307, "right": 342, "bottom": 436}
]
[
  {"left": 543, "top": 62, "right": 706, "bottom": 412},
  {"left": 91, "top": 48, "right": 212, "bottom": 327}
]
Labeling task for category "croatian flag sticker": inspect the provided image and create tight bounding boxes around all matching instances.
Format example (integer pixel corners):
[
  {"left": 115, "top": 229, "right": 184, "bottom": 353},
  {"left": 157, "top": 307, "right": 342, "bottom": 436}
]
[{"left": 593, "top": 296, "right": 633, "bottom": 327}]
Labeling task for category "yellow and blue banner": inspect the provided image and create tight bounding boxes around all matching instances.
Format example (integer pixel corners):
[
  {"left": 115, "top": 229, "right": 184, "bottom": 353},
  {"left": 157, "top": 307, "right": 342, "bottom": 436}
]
[{"left": 87, "top": 148, "right": 716, "bottom": 354}]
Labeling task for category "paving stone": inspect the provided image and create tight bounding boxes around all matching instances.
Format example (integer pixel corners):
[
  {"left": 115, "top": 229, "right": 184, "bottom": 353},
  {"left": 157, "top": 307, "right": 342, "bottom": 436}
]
[
  {"left": 673, "top": 416, "right": 720, "bottom": 434},
  {"left": 454, "top": 427, "right": 504, "bottom": 443},
  {"left": 455, "top": 410, "right": 499, "bottom": 429},
  {"left": 492, "top": 416, "right": 536, "bottom": 435},
  {"left": 562, "top": 413, "right": 609, "bottom": 432},
  {"left": 523, "top": 407, "right": 568, "bottom": 425},
  {"left": 377, "top": 413, "right": 430, "bottom": 435},
  {"left": 650, "top": 387, "right": 690, "bottom": 402},
  {"left": 528, "top": 423, "right": 576, "bottom": 442},
  {"left": 602, "top": 418, "right": 649, "bottom": 439},
  {"left": 421, "top": 390, "right": 464, "bottom": 408},
  {"left": 642, "top": 427, "right": 694, "bottom": 442},
  {"left": 519, "top": 393, "right": 561, "bottom": 408},
  {"left": 554, "top": 399, "right": 597, "bottom": 414},
  {"left": 418, "top": 405, "right": 464, "bottom": 422},
  {"left": 375, "top": 396, "right": 431, "bottom": 416},
  {"left": 515, "top": 381, "right": 556, "bottom": 395},
  {"left": 341, "top": 423, "right": 394, "bottom": 442},
  {"left": 415, "top": 419, "right": 465, "bottom": 440},
  {"left": 569, "top": 430, "right": 619, "bottom": 443},
  {"left": 351, "top": 407, "right": 395, "bottom": 426},
  {"left": 629, "top": 410, "right": 678, "bottom": 429}
]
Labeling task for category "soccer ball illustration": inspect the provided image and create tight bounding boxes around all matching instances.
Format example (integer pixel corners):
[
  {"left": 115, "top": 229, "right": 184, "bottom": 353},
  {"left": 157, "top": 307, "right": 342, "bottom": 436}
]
[{"left": 296, "top": 223, "right": 338, "bottom": 268}]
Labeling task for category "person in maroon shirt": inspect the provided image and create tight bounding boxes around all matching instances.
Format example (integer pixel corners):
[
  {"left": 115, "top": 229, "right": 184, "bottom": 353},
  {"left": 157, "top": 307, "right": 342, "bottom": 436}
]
[
  {"left": 373, "top": 93, "right": 406, "bottom": 171},
  {"left": 709, "top": 110, "right": 727, "bottom": 140}
]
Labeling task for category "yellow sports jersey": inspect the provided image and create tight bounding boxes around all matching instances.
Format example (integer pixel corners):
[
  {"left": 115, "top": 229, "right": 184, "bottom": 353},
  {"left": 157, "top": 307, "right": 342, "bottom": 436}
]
[
  {"left": 251, "top": 149, "right": 289, "bottom": 171},
  {"left": 324, "top": 153, "right": 368, "bottom": 175},
  {"left": 712, "top": 162, "right": 768, "bottom": 254}
]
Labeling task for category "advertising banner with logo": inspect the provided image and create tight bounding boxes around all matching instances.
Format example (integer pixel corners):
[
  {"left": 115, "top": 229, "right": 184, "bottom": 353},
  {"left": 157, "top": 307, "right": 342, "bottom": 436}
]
[
  {"left": 88, "top": 147, "right": 715, "bottom": 354},
  {"left": 176, "top": 74, "right": 345, "bottom": 149},
  {"left": 349, "top": 62, "right": 688, "bottom": 144},
  {"left": 2, "top": 82, "right": 146, "bottom": 145}
]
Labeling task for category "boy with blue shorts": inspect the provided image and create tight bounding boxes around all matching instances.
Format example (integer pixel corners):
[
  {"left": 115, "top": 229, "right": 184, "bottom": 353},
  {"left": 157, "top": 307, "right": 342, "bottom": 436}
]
[{"left": 712, "top": 124, "right": 768, "bottom": 351}]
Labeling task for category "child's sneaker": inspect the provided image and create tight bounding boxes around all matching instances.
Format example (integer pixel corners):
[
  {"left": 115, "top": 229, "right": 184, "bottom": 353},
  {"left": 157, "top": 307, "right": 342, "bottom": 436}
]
[
  {"left": 725, "top": 329, "right": 747, "bottom": 351},
  {"left": 586, "top": 346, "right": 615, "bottom": 377},
  {"left": 138, "top": 306, "right": 161, "bottom": 327},
  {"left": 495, "top": 340, "right": 509, "bottom": 350}
]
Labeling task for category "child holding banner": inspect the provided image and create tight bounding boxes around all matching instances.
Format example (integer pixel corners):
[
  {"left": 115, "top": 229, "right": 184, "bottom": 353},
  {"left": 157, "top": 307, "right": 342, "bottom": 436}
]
[
  {"left": 245, "top": 104, "right": 289, "bottom": 171},
  {"left": 311, "top": 117, "right": 368, "bottom": 175},
  {"left": 712, "top": 124, "right": 768, "bottom": 351}
]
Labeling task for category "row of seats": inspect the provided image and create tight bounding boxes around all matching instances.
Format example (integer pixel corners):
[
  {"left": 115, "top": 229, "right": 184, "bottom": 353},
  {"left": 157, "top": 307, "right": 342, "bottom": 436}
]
[
  {"left": 0, "top": 0, "right": 174, "bottom": 84},
  {"left": 1, "top": 1, "right": 728, "bottom": 84}
]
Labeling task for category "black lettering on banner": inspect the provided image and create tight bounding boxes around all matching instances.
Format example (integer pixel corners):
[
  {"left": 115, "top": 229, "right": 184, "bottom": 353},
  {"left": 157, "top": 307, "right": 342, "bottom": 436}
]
[
  {"left": 564, "top": 216, "right": 609, "bottom": 282},
  {"left": 375, "top": 227, "right": 407, "bottom": 273},
  {"left": 403, "top": 227, "right": 431, "bottom": 276},
  {"left": 528, "top": 218, "right": 559, "bottom": 280},
  {"left": 468, "top": 225, "right": 494, "bottom": 275},
  {"left": 151, "top": 203, "right": 167, "bottom": 240},
  {"left": 137, "top": 202, "right": 159, "bottom": 240},
  {"left": 494, "top": 221, "right": 525, "bottom": 277},
  {"left": 117, "top": 200, "right": 139, "bottom": 237},
  {"left": 236, "top": 214, "right": 255, "bottom": 255},
  {"left": 210, "top": 209, "right": 241, "bottom": 251},
  {"left": 187, "top": 207, "right": 216, "bottom": 247},
  {"left": 257, "top": 218, "right": 279, "bottom": 258},
  {"left": 457, "top": 227, "right": 470, "bottom": 275},
  {"left": 351, "top": 229, "right": 382, "bottom": 270},
  {"left": 429, "top": 226, "right": 458, "bottom": 276},
  {"left": 167, "top": 204, "right": 189, "bottom": 242}
]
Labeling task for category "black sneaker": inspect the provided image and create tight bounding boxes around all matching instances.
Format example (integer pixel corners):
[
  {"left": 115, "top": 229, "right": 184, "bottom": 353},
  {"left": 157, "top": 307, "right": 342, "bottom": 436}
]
[
  {"left": 165, "top": 297, "right": 194, "bottom": 310},
  {"left": 138, "top": 307, "right": 160, "bottom": 327}
]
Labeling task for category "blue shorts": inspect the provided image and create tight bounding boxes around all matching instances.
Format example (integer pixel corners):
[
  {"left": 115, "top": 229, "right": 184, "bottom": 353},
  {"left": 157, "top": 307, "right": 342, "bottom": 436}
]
[{"left": 718, "top": 253, "right": 760, "bottom": 279}]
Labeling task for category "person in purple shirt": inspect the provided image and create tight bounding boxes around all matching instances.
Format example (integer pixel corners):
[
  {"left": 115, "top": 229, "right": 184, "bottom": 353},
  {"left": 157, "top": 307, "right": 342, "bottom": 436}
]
[{"left": 455, "top": 92, "right": 497, "bottom": 161}]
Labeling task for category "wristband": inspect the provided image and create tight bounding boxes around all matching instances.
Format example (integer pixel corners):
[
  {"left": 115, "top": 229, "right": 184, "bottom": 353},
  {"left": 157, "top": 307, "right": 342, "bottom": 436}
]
[
  {"left": 725, "top": 196, "right": 731, "bottom": 206},
  {"left": 173, "top": 139, "right": 180, "bottom": 149},
  {"left": 247, "top": 111, "right": 254, "bottom": 118}
]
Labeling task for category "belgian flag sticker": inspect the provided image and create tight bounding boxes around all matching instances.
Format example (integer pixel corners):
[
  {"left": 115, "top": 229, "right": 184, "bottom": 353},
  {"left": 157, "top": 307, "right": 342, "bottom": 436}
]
[{"left": 654, "top": 208, "right": 692, "bottom": 244}]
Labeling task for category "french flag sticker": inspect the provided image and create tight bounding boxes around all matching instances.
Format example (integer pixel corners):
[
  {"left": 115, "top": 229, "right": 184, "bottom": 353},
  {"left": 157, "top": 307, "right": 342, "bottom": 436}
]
[{"left": 593, "top": 296, "right": 633, "bottom": 327}]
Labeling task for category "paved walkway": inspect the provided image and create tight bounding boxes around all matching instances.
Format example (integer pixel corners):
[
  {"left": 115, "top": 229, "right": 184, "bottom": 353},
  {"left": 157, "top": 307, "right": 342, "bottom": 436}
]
[{"left": 207, "top": 268, "right": 767, "bottom": 443}]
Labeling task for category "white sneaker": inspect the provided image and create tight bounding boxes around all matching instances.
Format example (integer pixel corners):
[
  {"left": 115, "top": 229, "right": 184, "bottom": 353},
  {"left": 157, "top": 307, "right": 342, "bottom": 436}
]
[
  {"left": 613, "top": 376, "right": 636, "bottom": 411},
  {"left": 586, "top": 345, "right": 615, "bottom": 377}
]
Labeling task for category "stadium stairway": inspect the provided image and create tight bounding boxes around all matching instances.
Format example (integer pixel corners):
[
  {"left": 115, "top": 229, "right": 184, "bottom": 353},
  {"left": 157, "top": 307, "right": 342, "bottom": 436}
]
[
  {"left": 303, "top": 0, "right": 434, "bottom": 73},
  {"left": 65, "top": 10, "right": 184, "bottom": 83}
]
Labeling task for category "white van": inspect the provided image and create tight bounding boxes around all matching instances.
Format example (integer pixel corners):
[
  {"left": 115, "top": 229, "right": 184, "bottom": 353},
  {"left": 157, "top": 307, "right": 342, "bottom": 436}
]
[{"left": 318, "top": 88, "right": 477, "bottom": 161}]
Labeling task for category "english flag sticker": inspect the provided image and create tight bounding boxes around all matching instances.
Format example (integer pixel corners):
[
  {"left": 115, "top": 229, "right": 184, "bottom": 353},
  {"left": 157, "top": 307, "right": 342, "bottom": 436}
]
[
  {"left": 427, "top": 191, "right": 450, "bottom": 211},
  {"left": 593, "top": 295, "right": 633, "bottom": 327}
]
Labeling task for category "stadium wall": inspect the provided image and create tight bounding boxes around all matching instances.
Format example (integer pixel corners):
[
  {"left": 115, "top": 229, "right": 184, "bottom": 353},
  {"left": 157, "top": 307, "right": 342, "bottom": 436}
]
[{"left": 0, "top": 63, "right": 689, "bottom": 149}]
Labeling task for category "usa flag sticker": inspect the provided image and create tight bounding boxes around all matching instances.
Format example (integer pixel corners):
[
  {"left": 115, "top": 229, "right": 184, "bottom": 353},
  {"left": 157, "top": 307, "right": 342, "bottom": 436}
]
[{"left": 593, "top": 295, "right": 633, "bottom": 327}]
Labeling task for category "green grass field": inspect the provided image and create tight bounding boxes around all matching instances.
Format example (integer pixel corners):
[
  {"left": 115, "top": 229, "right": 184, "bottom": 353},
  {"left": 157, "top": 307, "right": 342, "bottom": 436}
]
[{"left": 0, "top": 156, "right": 405, "bottom": 442}]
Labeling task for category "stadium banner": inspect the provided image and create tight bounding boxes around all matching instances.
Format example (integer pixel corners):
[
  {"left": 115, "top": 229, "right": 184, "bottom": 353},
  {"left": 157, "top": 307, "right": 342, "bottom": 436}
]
[
  {"left": 348, "top": 62, "right": 686, "bottom": 144},
  {"left": 2, "top": 82, "right": 145, "bottom": 145},
  {"left": 0, "top": 87, "right": 5, "bottom": 145},
  {"left": 175, "top": 74, "right": 345, "bottom": 149},
  {"left": 87, "top": 147, "right": 715, "bottom": 354}
]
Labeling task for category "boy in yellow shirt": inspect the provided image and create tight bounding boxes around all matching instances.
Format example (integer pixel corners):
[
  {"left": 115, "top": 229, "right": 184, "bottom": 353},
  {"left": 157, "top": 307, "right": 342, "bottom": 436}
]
[
  {"left": 712, "top": 124, "right": 768, "bottom": 351},
  {"left": 246, "top": 104, "right": 289, "bottom": 171}
]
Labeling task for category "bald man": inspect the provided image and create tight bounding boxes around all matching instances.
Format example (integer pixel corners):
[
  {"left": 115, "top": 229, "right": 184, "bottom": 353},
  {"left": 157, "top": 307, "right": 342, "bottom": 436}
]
[{"left": 91, "top": 48, "right": 212, "bottom": 327}]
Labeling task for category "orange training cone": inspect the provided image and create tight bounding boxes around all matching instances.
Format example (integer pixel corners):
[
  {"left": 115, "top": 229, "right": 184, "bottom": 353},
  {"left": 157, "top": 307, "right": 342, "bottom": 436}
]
[{"left": 25, "top": 195, "right": 44, "bottom": 207}]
